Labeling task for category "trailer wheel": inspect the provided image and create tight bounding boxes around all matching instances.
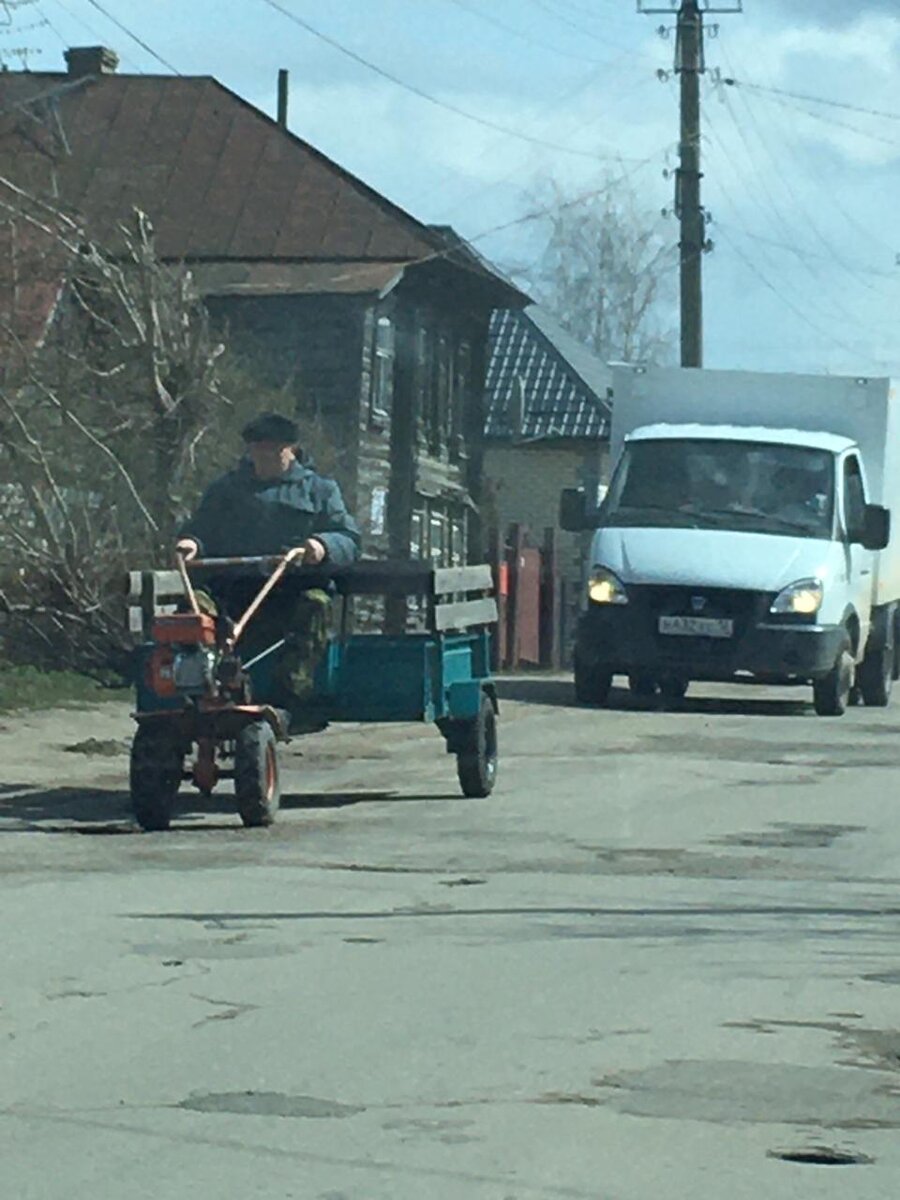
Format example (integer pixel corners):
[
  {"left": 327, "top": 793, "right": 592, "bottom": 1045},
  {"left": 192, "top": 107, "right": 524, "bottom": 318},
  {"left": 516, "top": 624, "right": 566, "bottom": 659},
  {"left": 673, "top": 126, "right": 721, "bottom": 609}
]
[
  {"left": 130, "top": 724, "right": 183, "bottom": 831},
  {"left": 813, "top": 649, "right": 854, "bottom": 717},
  {"left": 235, "top": 721, "right": 280, "bottom": 827},
  {"left": 456, "top": 695, "right": 498, "bottom": 798}
]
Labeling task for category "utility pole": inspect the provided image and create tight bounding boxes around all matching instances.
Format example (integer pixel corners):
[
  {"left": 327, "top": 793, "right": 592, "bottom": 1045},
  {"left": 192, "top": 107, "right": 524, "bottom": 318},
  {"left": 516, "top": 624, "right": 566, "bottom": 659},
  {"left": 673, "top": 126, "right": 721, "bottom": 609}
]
[{"left": 638, "top": 0, "right": 741, "bottom": 368}]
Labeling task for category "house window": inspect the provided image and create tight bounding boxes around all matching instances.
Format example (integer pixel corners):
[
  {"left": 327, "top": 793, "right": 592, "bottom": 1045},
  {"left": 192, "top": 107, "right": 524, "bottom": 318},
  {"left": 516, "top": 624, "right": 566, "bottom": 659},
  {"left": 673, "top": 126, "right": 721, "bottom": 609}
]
[
  {"left": 450, "top": 512, "right": 468, "bottom": 566},
  {"left": 410, "top": 509, "right": 426, "bottom": 558},
  {"left": 370, "top": 315, "right": 393, "bottom": 426},
  {"left": 429, "top": 509, "right": 447, "bottom": 567},
  {"left": 451, "top": 341, "right": 471, "bottom": 457},
  {"left": 433, "top": 332, "right": 453, "bottom": 455}
]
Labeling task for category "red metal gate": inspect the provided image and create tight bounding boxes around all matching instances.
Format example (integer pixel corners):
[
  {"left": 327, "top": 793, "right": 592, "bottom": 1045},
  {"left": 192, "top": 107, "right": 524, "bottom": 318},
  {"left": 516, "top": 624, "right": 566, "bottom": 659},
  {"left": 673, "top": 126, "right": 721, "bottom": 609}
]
[{"left": 491, "top": 523, "right": 561, "bottom": 671}]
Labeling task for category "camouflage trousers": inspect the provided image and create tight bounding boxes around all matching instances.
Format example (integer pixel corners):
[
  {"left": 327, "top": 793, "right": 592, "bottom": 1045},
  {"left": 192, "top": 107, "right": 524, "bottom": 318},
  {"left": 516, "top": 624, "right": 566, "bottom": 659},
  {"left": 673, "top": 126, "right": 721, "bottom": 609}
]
[{"left": 194, "top": 587, "right": 332, "bottom": 706}]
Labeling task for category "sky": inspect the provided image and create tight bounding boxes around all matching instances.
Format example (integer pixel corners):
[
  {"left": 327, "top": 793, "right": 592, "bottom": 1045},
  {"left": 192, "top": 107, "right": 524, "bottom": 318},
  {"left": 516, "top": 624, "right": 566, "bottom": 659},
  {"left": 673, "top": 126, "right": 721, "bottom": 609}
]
[{"left": 7, "top": 0, "right": 900, "bottom": 377}]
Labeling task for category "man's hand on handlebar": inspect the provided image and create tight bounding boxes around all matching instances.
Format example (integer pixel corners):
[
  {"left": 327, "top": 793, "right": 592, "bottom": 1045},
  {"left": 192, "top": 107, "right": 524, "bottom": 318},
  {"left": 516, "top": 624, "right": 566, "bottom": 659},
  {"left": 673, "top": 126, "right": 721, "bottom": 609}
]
[
  {"left": 175, "top": 537, "right": 325, "bottom": 565},
  {"left": 299, "top": 537, "right": 326, "bottom": 566}
]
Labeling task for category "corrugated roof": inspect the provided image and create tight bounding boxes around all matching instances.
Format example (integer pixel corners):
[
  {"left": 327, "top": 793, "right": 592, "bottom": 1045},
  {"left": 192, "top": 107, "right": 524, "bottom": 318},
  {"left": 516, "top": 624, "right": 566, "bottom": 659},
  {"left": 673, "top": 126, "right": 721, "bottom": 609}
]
[{"left": 485, "top": 306, "right": 611, "bottom": 441}]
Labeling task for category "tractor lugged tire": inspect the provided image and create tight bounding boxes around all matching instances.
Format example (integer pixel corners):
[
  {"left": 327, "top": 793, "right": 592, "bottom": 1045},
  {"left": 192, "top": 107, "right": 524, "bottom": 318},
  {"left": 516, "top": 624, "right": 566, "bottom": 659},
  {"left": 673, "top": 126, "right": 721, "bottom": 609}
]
[
  {"left": 456, "top": 695, "right": 498, "bottom": 799},
  {"left": 130, "top": 724, "right": 183, "bottom": 831},
  {"left": 235, "top": 721, "right": 281, "bottom": 828}
]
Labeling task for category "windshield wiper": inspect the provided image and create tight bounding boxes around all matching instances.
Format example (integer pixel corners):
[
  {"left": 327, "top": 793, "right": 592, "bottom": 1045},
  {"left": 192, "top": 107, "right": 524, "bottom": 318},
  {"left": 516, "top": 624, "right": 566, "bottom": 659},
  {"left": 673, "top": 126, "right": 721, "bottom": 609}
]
[
  {"left": 607, "top": 504, "right": 704, "bottom": 525},
  {"left": 693, "top": 507, "right": 822, "bottom": 535}
]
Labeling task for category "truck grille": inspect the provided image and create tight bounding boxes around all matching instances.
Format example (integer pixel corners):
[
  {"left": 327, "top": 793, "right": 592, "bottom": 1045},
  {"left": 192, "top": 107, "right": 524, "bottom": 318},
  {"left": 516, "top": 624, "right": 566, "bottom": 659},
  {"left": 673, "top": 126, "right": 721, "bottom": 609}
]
[{"left": 629, "top": 585, "right": 772, "bottom": 658}]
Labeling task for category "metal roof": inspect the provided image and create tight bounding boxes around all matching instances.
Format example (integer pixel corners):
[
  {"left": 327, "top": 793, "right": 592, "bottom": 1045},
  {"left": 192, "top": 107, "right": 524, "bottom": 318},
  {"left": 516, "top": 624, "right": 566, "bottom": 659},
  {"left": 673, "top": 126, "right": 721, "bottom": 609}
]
[
  {"left": 0, "top": 73, "right": 438, "bottom": 261},
  {"left": 485, "top": 306, "right": 611, "bottom": 441}
]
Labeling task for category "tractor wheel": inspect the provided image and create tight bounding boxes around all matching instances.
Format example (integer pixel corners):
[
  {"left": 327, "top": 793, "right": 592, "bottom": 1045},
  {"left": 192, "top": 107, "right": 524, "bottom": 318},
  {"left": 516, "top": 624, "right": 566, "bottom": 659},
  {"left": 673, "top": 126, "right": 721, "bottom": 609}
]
[
  {"left": 456, "top": 694, "right": 498, "bottom": 799},
  {"left": 235, "top": 721, "right": 281, "bottom": 828},
  {"left": 130, "top": 723, "right": 183, "bottom": 831}
]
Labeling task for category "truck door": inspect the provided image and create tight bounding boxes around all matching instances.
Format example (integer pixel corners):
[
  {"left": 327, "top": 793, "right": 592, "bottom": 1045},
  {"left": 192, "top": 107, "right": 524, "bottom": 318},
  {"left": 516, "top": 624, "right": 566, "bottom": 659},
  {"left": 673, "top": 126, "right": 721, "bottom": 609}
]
[{"left": 841, "top": 453, "right": 873, "bottom": 654}]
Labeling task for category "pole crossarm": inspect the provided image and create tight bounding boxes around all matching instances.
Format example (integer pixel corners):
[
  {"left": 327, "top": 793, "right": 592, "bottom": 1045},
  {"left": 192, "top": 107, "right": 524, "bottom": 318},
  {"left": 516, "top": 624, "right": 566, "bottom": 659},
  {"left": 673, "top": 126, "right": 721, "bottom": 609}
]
[{"left": 637, "top": 2, "right": 741, "bottom": 12}]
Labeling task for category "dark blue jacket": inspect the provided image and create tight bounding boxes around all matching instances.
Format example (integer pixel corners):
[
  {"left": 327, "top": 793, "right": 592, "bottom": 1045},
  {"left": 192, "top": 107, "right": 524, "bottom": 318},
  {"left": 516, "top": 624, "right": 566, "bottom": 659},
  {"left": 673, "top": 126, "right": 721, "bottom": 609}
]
[{"left": 181, "top": 459, "right": 361, "bottom": 564}]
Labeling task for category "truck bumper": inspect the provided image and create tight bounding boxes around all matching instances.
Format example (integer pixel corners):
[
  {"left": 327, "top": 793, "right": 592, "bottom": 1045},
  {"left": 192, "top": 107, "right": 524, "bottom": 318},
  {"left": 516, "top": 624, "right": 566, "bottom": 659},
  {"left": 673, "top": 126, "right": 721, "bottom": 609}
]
[{"left": 576, "top": 603, "right": 847, "bottom": 683}]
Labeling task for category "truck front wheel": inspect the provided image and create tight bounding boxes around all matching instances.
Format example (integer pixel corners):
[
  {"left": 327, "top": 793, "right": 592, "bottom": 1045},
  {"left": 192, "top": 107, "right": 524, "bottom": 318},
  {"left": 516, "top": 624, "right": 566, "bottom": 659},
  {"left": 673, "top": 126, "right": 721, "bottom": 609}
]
[
  {"left": 859, "top": 641, "right": 893, "bottom": 707},
  {"left": 813, "top": 649, "right": 854, "bottom": 717},
  {"left": 859, "top": 609, "right": 895, "bottom": 707},
  {"left": 574, "top": 657, "right": 612, "bottom": 706}
]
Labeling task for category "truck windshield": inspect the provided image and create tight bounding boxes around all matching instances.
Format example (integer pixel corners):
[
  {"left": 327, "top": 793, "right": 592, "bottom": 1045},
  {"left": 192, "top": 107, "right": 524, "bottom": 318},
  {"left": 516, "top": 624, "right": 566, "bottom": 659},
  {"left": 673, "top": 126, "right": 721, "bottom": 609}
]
[{"left": 602, "top": 439, "right": 835, "bottom": 539}]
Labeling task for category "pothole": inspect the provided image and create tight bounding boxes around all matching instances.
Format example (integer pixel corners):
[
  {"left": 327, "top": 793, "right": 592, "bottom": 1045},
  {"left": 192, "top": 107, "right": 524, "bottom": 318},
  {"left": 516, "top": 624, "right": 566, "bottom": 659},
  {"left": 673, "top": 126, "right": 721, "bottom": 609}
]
[
  {"left": 769, "top": 1147, "right": 872, "bottom": 1167},
  {"left": 715, "top": 824, "right": 863, "bottom": 850},
  {"left": 595, "top": 1060, "right": 900, "bottom": 1127}
]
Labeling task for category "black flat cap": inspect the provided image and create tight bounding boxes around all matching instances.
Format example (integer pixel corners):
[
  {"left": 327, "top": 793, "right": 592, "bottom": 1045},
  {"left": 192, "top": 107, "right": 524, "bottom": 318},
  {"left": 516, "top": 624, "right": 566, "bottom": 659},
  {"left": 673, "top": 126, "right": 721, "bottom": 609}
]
[{"left": 241, "top": 412, "right": 299, "bottom": 444}]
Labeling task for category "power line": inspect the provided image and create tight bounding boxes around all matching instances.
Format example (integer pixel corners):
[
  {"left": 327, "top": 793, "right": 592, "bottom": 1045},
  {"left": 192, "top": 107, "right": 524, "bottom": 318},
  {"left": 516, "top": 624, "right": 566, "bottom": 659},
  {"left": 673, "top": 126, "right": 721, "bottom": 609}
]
[
  {"left": 703, "top": 109, "right": 898, "bottom": 338},
  {"left": 81, "top": 0, "right": 180, "bottom": 74},
  {"left": 257, "top": 0, "right": 648, "bottom": 166},
  {"left": 718, "top": 223, "right": 898, "bottom": 281},
  {"left": 736, "top": 85, "right": 900, "bottom": 152},
  {"left": 715, "top": 226, "right": 892, "bottom": 365},
  {"left": 33, "top": 0, "right": 65, "bottom": 47},
  {"left": 434, "top": 63, "right": 664, "bottom": 220},
  {"left": 443, "top": 0, "right": 618, "bottom": 65},
  {"left": 703, "top": 108, "right": 900, "bottom": 344},
  {"left": 713, "top": 41, "right": 900, "bottom": 291},
  {"left": 725, "top": 76, "right": 900, "bottom": 125},
  {"left": 529, "top": 0, "right": 660, "bottom": 59},
  {"left": 45, "top": 0, "right": 141, "bottom": 71}
]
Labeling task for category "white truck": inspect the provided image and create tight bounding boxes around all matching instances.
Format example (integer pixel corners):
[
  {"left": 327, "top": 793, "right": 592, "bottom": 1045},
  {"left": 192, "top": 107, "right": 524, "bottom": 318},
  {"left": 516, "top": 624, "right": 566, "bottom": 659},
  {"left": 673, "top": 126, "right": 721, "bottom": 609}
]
[{"left": 560, "top": 365, "right": 898, "bottom": 716}]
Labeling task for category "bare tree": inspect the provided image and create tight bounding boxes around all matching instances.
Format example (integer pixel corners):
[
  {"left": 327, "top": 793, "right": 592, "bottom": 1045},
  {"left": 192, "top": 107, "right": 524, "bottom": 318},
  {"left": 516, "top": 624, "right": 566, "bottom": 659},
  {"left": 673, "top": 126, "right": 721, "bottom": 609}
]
[
  {"left": 0, "top": 181, "right": 231, "bottom": 673},
  {"left": 521, "top": 176, "right": 678, "bottom": 364}
]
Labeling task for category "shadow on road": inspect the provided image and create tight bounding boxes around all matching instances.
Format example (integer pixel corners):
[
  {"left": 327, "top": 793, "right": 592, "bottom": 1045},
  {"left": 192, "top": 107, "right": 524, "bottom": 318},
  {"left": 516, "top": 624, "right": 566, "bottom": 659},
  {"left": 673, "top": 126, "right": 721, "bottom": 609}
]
[
  {"left": 281, "top": 791, "right": 458, "bottom": 809},
  {"left": 496, "top": 677, "right": 576, "bottom": 707},
  {"left": 0, "top": 786, "right": 132, "bottom": 827},
  {"left": 495, "top": 675, "right": 811, "bottom": 718},
  {"left": 0, "top": 785, "right": 455, "bottom": 831}
]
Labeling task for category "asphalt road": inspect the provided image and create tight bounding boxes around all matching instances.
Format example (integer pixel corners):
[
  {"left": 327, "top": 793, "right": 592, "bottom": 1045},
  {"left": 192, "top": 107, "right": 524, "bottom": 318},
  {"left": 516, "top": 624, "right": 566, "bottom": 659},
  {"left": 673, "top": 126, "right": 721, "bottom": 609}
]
[{"left": 3, "top": 676, "right": 900, "bottom": 1198}]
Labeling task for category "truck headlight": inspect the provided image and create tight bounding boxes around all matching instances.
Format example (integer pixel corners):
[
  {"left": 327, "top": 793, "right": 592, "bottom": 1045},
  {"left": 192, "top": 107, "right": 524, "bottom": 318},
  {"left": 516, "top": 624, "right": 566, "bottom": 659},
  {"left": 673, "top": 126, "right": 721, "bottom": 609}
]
[
  {"left": 588, "top": 567, "right": 629, "bottom": 606},
  {"left": 770, "top": 579, "right": 823, "bottom": 616}
]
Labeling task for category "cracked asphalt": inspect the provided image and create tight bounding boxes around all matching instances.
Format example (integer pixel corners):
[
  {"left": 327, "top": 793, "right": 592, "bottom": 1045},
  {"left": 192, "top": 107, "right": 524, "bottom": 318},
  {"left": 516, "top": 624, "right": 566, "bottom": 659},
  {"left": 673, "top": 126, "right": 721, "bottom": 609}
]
[{"left": 3, "top": 675, "right": 900, "bottom": 1198}]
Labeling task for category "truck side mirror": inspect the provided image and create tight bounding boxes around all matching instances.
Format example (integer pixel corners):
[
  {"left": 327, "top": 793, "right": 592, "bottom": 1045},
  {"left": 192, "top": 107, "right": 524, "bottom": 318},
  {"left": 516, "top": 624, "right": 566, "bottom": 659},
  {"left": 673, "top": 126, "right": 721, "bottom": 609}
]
[
  {"left": 559, "top": 487, "right": 588, "bottom": 532},
  {"left": 860, "top": 505, "right": 890, "bottom": 551}
]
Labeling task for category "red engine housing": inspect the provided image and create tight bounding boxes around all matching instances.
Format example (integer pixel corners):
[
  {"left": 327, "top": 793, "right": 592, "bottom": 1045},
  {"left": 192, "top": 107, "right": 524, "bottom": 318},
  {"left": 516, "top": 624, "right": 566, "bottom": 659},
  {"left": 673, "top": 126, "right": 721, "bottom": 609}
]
[{"left": 152, "top": 613, "right": 216, "bottom": 647}]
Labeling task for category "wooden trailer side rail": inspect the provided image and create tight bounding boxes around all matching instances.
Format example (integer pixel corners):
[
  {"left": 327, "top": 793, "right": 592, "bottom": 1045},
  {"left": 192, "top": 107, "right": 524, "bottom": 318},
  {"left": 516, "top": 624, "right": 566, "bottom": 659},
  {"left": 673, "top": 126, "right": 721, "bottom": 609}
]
[{"left": 126, "top": 560, "right": 497, "bottom": 639}]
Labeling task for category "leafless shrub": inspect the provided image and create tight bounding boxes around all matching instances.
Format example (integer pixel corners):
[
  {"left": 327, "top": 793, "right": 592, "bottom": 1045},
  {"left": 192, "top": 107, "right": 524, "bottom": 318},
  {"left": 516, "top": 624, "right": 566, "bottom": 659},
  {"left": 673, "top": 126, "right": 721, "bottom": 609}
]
[
  {"left": 520, "top": 175, "right": 678, "bottom": 364},
  {"left": 0, "top": 182, "right": 228, "bottom": 674}
]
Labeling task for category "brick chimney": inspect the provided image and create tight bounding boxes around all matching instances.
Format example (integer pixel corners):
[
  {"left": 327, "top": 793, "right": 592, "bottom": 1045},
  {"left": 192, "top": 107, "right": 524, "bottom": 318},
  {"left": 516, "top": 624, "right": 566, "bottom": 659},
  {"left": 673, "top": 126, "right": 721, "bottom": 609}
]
[{"left": 64, "top": 46, "right": 119, "bottom": 77}]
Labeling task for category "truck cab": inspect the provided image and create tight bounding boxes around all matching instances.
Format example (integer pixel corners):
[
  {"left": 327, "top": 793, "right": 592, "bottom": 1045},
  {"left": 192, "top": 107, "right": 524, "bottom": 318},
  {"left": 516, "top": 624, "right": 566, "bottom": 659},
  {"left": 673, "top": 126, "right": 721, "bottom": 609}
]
[{"left": 561, "top": 367, "right": 895, "bottom": 716}]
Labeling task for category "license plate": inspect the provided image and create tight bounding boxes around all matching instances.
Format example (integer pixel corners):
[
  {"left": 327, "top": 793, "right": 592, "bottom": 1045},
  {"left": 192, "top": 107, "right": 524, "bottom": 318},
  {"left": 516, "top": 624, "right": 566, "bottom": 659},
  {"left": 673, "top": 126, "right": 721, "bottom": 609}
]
[{"left": 659, "top": 615, "right": 734, "bottom": 638}]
